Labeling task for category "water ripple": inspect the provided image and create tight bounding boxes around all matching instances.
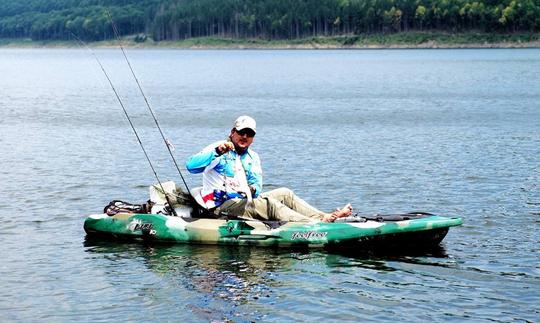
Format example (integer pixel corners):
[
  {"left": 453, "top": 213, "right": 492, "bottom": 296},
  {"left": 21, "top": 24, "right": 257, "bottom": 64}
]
[{"left": 1, "top": 48, "right": 539, "bottom": 321}]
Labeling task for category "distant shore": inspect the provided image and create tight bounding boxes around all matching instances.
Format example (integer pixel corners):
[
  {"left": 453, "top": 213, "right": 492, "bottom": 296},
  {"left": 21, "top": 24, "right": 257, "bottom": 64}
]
[{"left": 1, "top": 32, "right": 539, "bottom": 49}]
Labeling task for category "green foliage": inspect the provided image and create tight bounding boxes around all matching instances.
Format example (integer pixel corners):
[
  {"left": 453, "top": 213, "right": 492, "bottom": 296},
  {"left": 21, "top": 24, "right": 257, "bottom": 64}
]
[
  {"left": 0, "top": 0, "right": 159, "bottom": 40},
  {"left": 0, "top": 0, "right": 539, "bottom": 41}
]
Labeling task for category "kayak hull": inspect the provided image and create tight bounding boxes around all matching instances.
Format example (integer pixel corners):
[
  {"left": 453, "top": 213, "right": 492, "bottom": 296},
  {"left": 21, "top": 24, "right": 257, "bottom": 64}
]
[{"left": 84, "top": 213, "right": 462, "bottom": 250}]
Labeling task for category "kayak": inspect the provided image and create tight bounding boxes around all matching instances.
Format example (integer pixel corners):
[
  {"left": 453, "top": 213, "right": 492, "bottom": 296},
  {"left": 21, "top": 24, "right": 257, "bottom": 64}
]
[
  {"left": 83, "top": 211, "right": 462, "bottom": 250},
  {"left": 84, "top": 182, "right": 462, "bottom": 250}
]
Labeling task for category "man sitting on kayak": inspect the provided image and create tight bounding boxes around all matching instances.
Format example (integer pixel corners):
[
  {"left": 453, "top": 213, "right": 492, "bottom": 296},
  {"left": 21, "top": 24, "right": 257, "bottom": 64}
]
[{"left": 185, "top": 115, "right": 352, "bottom": 222}]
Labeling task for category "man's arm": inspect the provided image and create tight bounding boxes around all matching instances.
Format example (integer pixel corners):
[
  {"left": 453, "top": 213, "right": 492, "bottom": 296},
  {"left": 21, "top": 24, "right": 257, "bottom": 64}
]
[{"left": 185, "top": 141, "right": 225, "bottom": 174}]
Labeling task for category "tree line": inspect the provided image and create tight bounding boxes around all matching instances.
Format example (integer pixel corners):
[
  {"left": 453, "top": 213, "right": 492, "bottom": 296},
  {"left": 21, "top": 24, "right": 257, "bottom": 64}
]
[
  {"left": 1, "top": 0, "right": 539, "bottom": 41},
  {"left": 0, "top": 0, "right": 159, "bottom": 40}
]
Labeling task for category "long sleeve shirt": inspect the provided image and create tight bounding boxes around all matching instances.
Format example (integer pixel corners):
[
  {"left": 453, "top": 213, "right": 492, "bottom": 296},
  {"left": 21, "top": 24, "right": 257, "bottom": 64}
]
[{"left": 186, "top": 140, "right": 262, "bottom": 208}]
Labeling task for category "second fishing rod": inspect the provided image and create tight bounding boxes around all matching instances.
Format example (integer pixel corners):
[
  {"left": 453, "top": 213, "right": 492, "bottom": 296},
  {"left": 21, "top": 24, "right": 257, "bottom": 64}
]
[
  {"left": 70, "top": 34, "right": 178, "bottom": 216},
  {"left": 105, "top": 11, "right": 199, "bottom": 210}
]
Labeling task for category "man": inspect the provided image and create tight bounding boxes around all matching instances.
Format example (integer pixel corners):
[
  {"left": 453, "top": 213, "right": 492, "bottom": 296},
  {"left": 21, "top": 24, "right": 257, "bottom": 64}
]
[{"left": 185, "top": 115, "right": 352, "bottom": 222}]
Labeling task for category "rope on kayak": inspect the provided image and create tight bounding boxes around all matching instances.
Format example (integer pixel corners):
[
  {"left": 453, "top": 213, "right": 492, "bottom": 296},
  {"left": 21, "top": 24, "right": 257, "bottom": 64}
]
[
  {"left": 70, "top": 31, "right": 179, "bottom": 217},
  {"left": 334, "top": 212, "right": 434, "bottom": 223},
  {"left": 105, "top": 10, "right": 193, "bottom": 200}
]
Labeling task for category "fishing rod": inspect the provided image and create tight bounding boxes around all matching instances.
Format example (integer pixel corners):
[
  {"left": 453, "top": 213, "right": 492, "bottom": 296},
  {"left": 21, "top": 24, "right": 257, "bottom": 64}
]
[
  {"left": 105, "top": 10, "right": 193, "bottom": 199},
  {"left": 70, "top": 32, "right": 179, "bottom": 217}
]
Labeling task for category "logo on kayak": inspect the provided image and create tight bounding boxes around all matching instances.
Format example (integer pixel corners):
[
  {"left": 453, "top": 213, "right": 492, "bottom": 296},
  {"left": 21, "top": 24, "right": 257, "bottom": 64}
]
[
  {"left": 291, "top": 231, "right": 328, "bottom": 240},
  {"left": 128, "top": 219, "right": 154, "bottom": 233}
]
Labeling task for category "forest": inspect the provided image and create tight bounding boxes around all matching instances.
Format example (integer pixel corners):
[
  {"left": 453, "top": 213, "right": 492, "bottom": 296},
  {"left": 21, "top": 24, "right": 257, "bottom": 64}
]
[{"left": 0, "top": 0, "right": 539, "bottom": 41}]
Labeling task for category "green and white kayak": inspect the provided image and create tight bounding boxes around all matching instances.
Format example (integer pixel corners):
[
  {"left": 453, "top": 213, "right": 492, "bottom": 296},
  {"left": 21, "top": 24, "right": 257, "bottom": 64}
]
[{"left": 84, "top": 212, "right": 462, "bottom": 250}]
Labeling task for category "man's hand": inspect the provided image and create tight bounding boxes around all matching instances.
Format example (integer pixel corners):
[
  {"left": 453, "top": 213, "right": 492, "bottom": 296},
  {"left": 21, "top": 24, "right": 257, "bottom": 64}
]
[{"left": 215, "top": 141, "right": 235, "bottom": 155}]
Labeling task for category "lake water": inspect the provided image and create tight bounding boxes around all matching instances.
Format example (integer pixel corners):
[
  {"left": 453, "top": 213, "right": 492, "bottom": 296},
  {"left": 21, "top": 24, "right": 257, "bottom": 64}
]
[{"left": 0, "top": 48, "right": 538, "bottom": 322}]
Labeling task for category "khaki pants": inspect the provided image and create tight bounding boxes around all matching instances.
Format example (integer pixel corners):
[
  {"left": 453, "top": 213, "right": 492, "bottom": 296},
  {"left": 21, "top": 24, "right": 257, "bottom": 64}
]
[{"left": 215, "top": 187, "right": 327, "bottom": 222}]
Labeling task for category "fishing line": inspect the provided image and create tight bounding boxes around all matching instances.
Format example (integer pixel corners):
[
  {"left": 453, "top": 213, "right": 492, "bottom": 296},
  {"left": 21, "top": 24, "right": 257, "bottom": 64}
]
[
  {"left": 70, "top": 31, "right": 178, "bottom": 217},
  {"left": 105, "top": 10, "right": 192, "bottom": 198}
]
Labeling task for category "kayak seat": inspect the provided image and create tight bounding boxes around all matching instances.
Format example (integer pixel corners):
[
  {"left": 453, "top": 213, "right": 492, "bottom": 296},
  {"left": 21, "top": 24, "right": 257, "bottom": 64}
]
[{"left": 190, "top": 186, "right": 207, "bottom": 209}]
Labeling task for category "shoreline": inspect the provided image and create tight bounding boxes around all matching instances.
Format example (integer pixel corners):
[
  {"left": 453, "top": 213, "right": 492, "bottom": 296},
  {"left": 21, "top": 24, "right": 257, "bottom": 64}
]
[{"left": 1, "top": 33, "right": 539, "bottom": 50}]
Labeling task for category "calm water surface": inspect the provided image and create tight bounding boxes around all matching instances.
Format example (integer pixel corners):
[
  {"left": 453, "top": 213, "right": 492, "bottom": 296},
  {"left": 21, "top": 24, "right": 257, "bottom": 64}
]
[{"left": 0, "top": 48, "right": 539, "bottom": 322}]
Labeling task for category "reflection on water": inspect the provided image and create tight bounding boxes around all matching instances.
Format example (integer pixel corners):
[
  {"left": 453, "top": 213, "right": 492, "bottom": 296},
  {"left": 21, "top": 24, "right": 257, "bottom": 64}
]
[
  {"left": 82, "top": 238, "right": 463, "bottom": 321},
  {"left": 84, "top": 240, "right": 294, "bottom": 320}
]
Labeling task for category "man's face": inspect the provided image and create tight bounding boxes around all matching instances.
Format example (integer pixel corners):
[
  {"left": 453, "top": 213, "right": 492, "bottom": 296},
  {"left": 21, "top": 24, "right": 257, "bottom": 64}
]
[{"left": 230, "top": 128, "right": 255, "bottom": 153}]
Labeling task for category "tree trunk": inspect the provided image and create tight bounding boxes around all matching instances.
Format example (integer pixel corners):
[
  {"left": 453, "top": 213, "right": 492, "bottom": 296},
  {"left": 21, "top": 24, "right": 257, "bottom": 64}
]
[{"left": 235, "top": 14, "right": 239, "bottom": 38}]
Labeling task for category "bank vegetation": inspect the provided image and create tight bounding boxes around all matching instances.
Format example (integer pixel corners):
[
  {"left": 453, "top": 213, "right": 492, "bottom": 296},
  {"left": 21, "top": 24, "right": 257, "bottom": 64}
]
[{"left": 0, "top": 0, "right": 539, "bottom": 46}]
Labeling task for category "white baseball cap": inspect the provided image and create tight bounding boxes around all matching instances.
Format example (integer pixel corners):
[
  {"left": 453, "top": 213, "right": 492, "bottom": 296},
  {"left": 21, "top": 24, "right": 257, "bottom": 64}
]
[{"left": 233, "top": 115, "right": 256, "bottom": 133}]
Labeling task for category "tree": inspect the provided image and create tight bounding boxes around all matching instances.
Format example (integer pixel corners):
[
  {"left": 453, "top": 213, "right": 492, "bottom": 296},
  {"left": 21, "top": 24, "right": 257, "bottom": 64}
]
[{"left": 415, "top": 5, "right": 427, "bottom": 30}]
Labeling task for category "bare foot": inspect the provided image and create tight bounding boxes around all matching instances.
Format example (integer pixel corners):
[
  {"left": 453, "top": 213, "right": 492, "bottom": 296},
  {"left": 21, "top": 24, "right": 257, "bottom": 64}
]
[
  {"left": 333, "top": 203, "right": 353, "bottom": 218},
  {"left": 322, "top": 203, "right": 353, "bottom": 222}
]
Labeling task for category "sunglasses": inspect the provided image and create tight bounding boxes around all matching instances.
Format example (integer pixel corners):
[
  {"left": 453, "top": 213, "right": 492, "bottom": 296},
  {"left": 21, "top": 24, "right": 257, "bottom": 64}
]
[{"left": 236, "top": 128, "right": 256, "bottom": 137}]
